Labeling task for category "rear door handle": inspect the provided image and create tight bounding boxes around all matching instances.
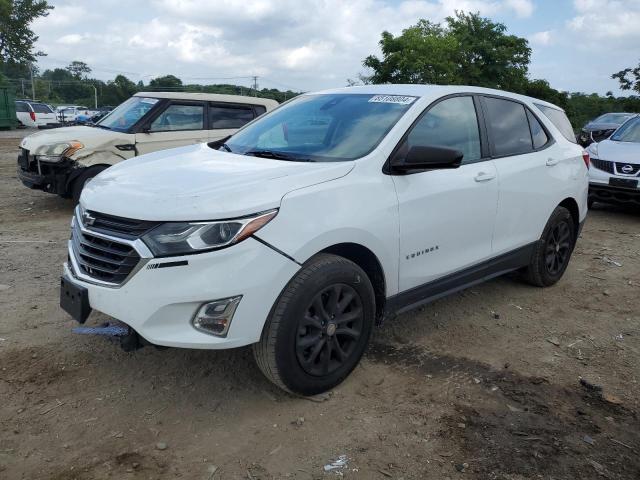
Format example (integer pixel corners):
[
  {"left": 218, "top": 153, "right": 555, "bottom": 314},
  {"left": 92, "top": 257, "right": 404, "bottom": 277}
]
[
  {"left": 546, "top": 158, "right": 560, "bottom": 166},
  {"left": 474, "top": 171, "right": 496, "bottom": 182}
]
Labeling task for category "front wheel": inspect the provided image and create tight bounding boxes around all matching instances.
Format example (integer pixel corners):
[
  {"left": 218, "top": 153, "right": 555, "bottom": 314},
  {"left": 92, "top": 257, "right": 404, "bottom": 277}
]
[
  {"left": 253, "top": 254, "right": 375, "bottom": 396},
  {"left": 71, "top": 165, "right": 108, "bottom": 204},
  {"left": 523, "top": 206, "right": 577, "bottom": 287}
]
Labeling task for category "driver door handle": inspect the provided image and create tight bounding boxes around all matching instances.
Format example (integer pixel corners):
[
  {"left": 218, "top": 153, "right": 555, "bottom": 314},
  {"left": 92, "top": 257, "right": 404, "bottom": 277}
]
[
  {"left": 474, "top": 171, "right": 496, "bottom": 182},
  {"left": 546, "top": 157, "right": 560, "bottom": 166}
]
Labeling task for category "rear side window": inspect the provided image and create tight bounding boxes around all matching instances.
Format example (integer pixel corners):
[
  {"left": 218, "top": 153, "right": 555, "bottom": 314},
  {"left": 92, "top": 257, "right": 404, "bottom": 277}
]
[
  {"left": 483, "top": 97, "right": 532, "bottom": 157},
  {"left": 406, "top": 96, "right": 482, "bottom": 163},
  {"left": 535, "top": 104, "right": 576, "bottom": 143},
  {"left": 209, "top": 104, "right": 255, "bottom": 129},
  {"left": 527, "top": 110, "right": 549, "bottom": 149},
  {"left": 254, "top": 105, "right": 266, "bottom": 116},
  {"left": 32, "top": 103, "right": 53, "bottom": 113},
  {"left": 15, "top": 101, "right": 30, "bottom": 113}
]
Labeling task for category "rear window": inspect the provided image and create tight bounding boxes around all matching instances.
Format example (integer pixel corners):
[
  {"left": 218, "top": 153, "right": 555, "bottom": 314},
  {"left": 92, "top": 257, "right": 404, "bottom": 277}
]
[
  {"left": 15, "top": 101, "right": 31, "bottom": 113},
  {"left": 535, "top": 104, "right": 576, "bottom": 143},
  {"left": 31, "top": 103, "right": 53, "bottom": 114},
  {"left": 209, "top": 104, "right": 255, "bottom": 129}
]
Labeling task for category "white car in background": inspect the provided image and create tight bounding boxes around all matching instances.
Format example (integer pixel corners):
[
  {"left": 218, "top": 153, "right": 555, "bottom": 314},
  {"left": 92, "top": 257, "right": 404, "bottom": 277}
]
[
  {"left": 15, "top": 100, "right": 58, "bottom": 128},
  {"left": 588, "top": 115, "right": 640, "bottom": 207},
  {"left": 57, "top": 106, "right": 95, "bottom": 123},
  {"left": 59, "top": 85, "right": 588, "bottom": 395},
  {"left": 18, "top": 92, "right": 278, "bottom": 202}
]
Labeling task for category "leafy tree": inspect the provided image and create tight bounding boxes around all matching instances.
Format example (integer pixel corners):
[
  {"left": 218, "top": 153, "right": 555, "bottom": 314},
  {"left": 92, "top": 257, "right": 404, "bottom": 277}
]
[
  {"left": 148, "top": 75, "right": 182, "bottom": 89},
  {"left": 612, "top": 61, "right": 640, "bottom": 93},
  {"left": 363, "top": 12, "right": 531, "bottom": 91},
  {"left": 0, "top": 0, "right": 52, "bottom": 64},
  {"left": 66, "top": 60, "right": 91, "bottom": 80}
]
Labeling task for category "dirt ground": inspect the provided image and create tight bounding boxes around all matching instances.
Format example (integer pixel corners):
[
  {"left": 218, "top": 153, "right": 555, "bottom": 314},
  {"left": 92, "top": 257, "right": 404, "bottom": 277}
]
[{"left": 1, "top": 129, "right": 639, "bottom": 480}]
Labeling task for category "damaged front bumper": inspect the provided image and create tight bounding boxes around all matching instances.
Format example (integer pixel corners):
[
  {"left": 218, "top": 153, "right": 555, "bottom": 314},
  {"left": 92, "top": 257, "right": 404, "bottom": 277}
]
[{"left": 17, "top": 148, "right": 80, "bottom": 196}]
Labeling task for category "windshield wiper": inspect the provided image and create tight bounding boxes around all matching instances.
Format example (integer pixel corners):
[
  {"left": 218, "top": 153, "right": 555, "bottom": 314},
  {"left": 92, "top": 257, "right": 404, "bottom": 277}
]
[
  {"left": 244, "top": 150, "right": 313, "bottom": 162},
  {"left": 220, "top": 143, "right": 232, "bottom": 152}
]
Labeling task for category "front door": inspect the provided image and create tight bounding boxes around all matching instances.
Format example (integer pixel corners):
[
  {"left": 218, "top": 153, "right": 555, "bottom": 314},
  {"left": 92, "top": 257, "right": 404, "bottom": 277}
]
[
  {"left": 393, "top": 95, "right": 499, "bottom": 292},
  {"left": 135, "top": 102, "right": 208, "bottom": 155}
]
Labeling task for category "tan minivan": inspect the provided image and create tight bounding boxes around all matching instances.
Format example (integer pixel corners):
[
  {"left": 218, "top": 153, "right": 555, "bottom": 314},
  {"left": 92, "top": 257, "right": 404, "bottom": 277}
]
[{"left": 18, "top": 92, "right": 278, "bottom": 202}]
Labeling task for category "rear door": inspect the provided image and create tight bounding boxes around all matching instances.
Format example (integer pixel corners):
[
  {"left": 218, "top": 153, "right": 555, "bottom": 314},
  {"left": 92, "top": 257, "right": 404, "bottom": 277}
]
[
  {"left": 15, "top": 101, "right": 34, "bottom": 127},
  {"left": 135, "top": 101, "right": 208, "bottom": 155},
  {"left": 393, "top": 95, "right": 499, "bottom": 292},
  {"left": 481, "top": 95, "right": 560, "bottom": 254},
  {"left": 208, "top": 102, "right": 257, "bottom": 142}
]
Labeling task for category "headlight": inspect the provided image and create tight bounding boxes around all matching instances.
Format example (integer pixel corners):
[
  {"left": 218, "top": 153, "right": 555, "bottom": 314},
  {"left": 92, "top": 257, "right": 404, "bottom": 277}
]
[
  {"left": 587, "top": 142, "right": 598, "bottom": 159},
  {"left": 142, "top": 210, "right": 278, "bottom": 257},
  {"left": 35, "top": 141, "right": 84, "bottom": 163}
]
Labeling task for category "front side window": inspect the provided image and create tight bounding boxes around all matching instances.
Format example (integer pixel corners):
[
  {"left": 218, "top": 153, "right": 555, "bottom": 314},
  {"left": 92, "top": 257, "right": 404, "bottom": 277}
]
[
  {"left": 535, "top": 104, "right": 576, "bottom": 143},
  {"left": 150, "top": 104, "right": 204, "bottom": 132},
  {"left": 209, "top": 104, "right": 254, "bottom": 129},
  {"left": 225, "top": 93, "right": 416, "bottom": 162},
  {"left": 98, "top": 96, "right": 159, "bottom": 132},
  {"left": 610, "top": 117, "right": 640, "bottom": 143},
  {"left": 484, "top": 97, "right": 533, "bottom": 156},
  {"left": 405, "top": 96, "right": 481, "bottom": 163}
]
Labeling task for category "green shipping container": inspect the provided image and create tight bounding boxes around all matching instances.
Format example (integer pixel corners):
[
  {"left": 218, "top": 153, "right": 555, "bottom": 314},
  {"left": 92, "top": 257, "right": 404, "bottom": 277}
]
[{"left": 0, "top": 87, "right": 18, "bottom": 129}]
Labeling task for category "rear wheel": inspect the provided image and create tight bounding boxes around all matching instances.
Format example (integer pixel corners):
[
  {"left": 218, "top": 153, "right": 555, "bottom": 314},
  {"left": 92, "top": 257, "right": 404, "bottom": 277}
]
[
  {"left": 523, "top": 206, "right": 576, "bottom": 287},
  {"left": 71, "top": 166, "right": 107, "bottom": 204},
  {"left": 253, "top": 254, "right": 375, "bottom": 396}
]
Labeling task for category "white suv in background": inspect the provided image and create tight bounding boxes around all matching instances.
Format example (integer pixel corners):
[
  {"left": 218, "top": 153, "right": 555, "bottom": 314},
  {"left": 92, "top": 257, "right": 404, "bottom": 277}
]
[
  {"left": 15, "top": 100, "right": 58, "bottom": 128},
  {"left": 587, "top": 115, "right": 640, "bottom": 207},
  {"left": 60, "top": 85, "right": 588, "bottom": 395}
]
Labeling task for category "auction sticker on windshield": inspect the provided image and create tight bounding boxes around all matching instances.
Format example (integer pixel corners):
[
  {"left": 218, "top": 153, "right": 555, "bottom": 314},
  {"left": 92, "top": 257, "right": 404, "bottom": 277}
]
[{"left": 368, "top": 95, "right": 416, "bottom": 105}]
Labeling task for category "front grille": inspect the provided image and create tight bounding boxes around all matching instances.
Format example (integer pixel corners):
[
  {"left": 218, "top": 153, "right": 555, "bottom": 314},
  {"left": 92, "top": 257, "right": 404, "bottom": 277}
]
[
  {"left": 85, "top": 210, "right": 159, "bottom": 238},
  {"left": 71, "top": 219, "right": 140, "bottom": 284},
  {"left": 615, "top": 162, "right": 640, "bottom": 176},
  {"left": 591, "top": 158, "right": 614, "bottom": 174}
]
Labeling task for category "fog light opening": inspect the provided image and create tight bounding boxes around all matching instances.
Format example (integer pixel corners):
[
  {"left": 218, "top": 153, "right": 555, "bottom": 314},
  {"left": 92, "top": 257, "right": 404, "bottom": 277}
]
[{"left": 192, "top": 296, "right": 242, "bottom": 336}]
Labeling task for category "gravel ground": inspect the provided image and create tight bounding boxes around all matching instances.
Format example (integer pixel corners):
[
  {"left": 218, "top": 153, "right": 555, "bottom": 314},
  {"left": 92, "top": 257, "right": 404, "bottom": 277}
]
[{"left": 1, "top": 130, "right": 639, "bottom": 479}]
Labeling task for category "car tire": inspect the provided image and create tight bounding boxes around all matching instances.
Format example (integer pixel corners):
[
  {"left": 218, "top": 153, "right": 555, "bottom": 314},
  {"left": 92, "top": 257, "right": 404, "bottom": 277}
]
[
  {"left": 253, "top": 253, "right": 376, "bottom": 396},
  {"left": 523, "top": 206, "right": 576, "bottom": 287},
  {"left": 587, "top": 198, "right": 594, "bottom": 209},
  {"left": 71, "top": 166, "right": 107, "bottom": 204}
]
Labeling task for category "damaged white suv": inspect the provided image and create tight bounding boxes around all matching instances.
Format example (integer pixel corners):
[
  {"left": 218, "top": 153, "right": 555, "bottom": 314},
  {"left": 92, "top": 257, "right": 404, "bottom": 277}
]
[{"left": 60, "top": 85, "right": 588, "bottom": 395}]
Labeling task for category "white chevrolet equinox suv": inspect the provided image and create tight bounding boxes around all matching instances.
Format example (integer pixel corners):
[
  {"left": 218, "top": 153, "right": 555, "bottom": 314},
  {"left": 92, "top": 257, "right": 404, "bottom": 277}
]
[{"left": 60, "top": 85, "right": 588, "bottom": 395}]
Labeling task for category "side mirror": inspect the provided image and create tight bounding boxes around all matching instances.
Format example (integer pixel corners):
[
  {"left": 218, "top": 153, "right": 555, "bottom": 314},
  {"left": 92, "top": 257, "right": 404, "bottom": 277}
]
[{"left": 391, "top": 145, "right": 463, "bottom": 172}]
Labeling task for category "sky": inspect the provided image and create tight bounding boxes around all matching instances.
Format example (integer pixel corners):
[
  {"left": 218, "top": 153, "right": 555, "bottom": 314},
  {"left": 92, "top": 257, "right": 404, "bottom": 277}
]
[{"left": 31, "top": 0, "right": 640, "bottom": 95}]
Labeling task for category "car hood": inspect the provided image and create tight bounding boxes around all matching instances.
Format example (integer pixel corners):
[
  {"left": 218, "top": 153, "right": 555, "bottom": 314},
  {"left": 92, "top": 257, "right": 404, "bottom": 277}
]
[
  {"left": 593, "top": 139, "right": 640, "bottom": 164},
  {"left": 81, "top": 143, "right": 355, "bottom": 220},
  {"left": 20, "top": 126, "right": 129, "bottom": 154}
]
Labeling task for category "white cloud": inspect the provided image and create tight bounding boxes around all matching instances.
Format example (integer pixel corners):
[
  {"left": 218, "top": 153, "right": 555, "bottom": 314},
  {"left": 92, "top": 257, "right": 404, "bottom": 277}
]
[
  {"left": 505, "top": 0, "right": 534, "bottom": 17},
  {"left": 57, "top": 34, "right": 84, "bottom": 45},
  {"left": 568, "top": 0, "right": 640, "bottom": 41},
  {"left": 529, "top": 30, "right": 553, "bottom": 46}
]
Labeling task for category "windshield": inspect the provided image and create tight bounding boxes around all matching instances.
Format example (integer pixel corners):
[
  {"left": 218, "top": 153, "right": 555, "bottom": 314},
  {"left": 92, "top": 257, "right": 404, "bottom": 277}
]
[
  {"left": 593, "top": 113, "right": 635, "bottom": 125},
  {"left": 97, "top": 96, "right": 159, "bottom": 132},
  {"left": 610, "top": 117, "right": 640, "bottom": 142},
  {"left": 224, "top": 93, "right": 417, "bottom": 162}
]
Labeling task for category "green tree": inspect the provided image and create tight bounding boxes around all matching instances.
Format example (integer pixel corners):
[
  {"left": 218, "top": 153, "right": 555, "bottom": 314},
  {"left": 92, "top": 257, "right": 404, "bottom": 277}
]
[
  {"left": 363, "top": 12, "right": 531, "bottom": 91},
  {"left": 66, "top": 60, "right": 91, "bottom": 80},
  {"left": 0, "top": 0, "right": 52, "bottom": 64},
  {"left": 612, "top": 61, "right": 640, "bottom": 93},
  {"left": 148, "top": 74, "right": 182, "bottom": 89}
]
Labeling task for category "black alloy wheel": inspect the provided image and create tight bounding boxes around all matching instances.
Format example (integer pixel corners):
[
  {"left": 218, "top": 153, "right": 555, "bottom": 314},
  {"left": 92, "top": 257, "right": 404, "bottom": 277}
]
[
  {"left": 544, "top": 220, "right": 572, "bottom": 275},
  {"left": 296, "top": 284, "right": 364, "bottom": 376}
]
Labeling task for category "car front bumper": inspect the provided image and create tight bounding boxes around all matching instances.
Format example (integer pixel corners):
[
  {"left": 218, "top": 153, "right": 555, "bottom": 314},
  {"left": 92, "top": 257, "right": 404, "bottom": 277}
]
[
  {"left": 62, "top": 234, "right": 300, "bottom": 349},
  {"left": 589, "top": 166, "right": 640, "bottom": 205},
  {"left": 17, "top": 151, "right": 77, "bottom": 195}
]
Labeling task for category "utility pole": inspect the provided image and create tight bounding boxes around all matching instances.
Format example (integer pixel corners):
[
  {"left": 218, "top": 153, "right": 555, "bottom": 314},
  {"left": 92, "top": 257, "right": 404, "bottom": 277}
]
[
  {"left": 29, "top": 63, "right": 35, "bottom": 100},
  {"left": 92, "top": 85, "right": 97, "bottom": 108},
  {"left": 21, "top": 79, "right": 25, "bottom": 97},
  {"left": 252, "top": 76, "right": 258, "bottom": 97}
]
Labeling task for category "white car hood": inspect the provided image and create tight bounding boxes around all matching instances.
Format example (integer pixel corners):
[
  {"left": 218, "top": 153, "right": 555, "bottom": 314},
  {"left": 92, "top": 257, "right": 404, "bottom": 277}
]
[
  {"left": 20, "top": 126, "right": 130, "bottom": 154},
  {"left": 82, "top": 143, "right": 354, "bottom": 220},
  {"left": 594, "top": 140, "right": 640, "bottom": 164}
]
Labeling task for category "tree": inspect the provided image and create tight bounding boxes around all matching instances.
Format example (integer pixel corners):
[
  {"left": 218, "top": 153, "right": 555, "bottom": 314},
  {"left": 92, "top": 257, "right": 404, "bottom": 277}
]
[
  {"left": 612, "top": 61, "right": 640, "bottom": 93},
  {"left": 363, "top": 12, "right": 531, "bottom": 91},
  {"left": 148, "top": 75, "right": 182, "bottom": 89},
  {"left": 0, "top": 0, "right": 52, "bottom": 64},
  {"left": 66, "top": 60, "right": 91, "bottom": 80}
]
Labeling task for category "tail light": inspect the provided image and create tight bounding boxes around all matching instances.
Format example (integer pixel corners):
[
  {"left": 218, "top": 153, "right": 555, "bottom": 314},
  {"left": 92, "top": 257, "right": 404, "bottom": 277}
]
[
  {"left": 29, "top": 111, "right": 36, "bottom": 122},
  {"left": 582, "top": 151, "right": 589, "bottom": 169}
]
